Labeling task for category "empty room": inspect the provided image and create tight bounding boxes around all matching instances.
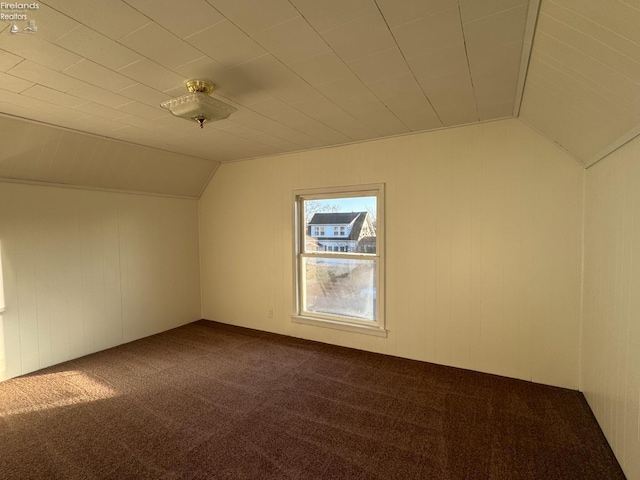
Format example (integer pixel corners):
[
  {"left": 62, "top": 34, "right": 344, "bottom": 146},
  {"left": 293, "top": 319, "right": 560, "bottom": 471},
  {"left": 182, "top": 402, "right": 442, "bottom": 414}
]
[{"left": 0, "top": 0, "right": 638, "bottom": 478}]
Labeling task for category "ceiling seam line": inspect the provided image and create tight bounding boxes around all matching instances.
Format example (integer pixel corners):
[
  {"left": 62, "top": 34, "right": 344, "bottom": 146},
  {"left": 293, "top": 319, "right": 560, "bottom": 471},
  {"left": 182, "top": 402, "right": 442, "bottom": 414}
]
[
  {"left": 513, "top": 0, "right": 541, "bottom": 117},
  {"left": 287, "top": 0, "right": 413, "bottom": 134},
  {"left": 457, "top": 0, "right": 481, "bottom": 123},
  {"left": 372, "top": 0, "right": 444, "bottom": 127}
]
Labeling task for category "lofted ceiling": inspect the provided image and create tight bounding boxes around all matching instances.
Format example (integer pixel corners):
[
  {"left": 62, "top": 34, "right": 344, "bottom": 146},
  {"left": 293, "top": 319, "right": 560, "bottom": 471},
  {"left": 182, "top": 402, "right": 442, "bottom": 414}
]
[{"left": 0, "top": 0, "right": 639, "bottom": 197}]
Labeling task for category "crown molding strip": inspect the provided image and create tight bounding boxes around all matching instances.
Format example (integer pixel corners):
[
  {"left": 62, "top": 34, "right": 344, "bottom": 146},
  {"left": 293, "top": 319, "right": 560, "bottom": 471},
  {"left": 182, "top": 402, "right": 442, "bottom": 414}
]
[
  {"left": 513, "top": 0, "right": 542, "bottom": 118},
  {"left": 585, "top": 126, "right": 640, "bottom": 169}
]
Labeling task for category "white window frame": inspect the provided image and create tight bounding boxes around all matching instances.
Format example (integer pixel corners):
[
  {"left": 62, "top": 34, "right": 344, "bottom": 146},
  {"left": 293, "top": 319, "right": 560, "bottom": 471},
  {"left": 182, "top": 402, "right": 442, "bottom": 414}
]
[{"left": 292, "top": 184, "right": 386, "bottom": 337}]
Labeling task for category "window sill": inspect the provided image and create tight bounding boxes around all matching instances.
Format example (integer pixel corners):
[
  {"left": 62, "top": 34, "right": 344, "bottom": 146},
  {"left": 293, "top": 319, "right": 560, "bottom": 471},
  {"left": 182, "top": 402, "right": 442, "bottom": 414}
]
[{"left": 292, "top": 315, "right": 387, "bottom": 337}]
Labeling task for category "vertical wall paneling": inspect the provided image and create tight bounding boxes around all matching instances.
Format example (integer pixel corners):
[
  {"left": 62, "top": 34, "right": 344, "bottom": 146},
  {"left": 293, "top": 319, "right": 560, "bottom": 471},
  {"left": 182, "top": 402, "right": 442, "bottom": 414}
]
[
  {"left": 0, "top": 240, "right": 6, "bottom": 378},
  {"left": 583, "top": 133, "right": 640, "bottom": 480},
  {"left": 0, "top": 182, "right": 201, "bottom": 381},
  {"left": 199, "top": 118, "right": 584, "bottom": 389}
]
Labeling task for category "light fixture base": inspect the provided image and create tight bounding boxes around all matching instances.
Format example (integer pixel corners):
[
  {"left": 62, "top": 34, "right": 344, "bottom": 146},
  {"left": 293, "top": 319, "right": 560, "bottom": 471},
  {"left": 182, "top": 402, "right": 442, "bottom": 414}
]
[{"left": 185, "top": 79, "right": 215, "bottom": 95}]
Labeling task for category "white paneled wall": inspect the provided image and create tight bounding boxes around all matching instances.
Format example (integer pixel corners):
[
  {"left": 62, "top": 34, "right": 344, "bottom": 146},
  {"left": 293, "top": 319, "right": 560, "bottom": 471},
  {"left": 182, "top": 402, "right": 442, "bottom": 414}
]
[
  {"left": 0, "top": 182, "right": 201, "bottom": 381},
  {"left": 199, "top": 118, "right": 584, "bottom": 389},
  {"left": 583, "top": 134, "right": 640, "bottom": 480}
]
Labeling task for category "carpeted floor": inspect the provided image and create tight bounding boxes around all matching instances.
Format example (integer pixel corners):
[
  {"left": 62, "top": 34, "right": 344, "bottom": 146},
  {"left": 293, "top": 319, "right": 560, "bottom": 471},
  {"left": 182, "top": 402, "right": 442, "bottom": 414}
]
[{"left": 0, "top": 320, "right": 626, "bottom": 479}]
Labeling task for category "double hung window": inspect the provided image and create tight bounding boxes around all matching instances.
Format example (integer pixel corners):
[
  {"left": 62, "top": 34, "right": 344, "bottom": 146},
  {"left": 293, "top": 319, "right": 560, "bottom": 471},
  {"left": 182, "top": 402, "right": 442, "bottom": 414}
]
[{"left": 293, "top": 184, "right": 385, "bottom": 335}]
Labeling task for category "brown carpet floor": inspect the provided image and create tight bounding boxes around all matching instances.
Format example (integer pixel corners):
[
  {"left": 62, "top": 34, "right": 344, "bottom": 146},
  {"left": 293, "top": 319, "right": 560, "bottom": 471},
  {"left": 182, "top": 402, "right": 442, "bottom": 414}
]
[{"left": 0, "top": 320, "right": 626, "bottom": 480}]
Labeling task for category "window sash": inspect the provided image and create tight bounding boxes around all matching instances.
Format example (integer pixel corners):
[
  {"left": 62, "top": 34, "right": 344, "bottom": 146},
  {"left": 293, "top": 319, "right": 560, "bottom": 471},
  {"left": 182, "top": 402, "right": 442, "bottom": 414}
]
[{"left": 298, "top": 253, "right": 380, "bottom": 326}]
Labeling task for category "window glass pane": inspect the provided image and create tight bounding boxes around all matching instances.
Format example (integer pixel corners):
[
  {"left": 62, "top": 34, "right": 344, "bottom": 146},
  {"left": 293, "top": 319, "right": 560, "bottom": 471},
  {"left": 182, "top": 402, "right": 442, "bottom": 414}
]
[
  {"left": 303, "top": 257, "right": 376, "bottom": 321},
  {"left": 303, "top": 196, "right": 376, "bottom": 254}
]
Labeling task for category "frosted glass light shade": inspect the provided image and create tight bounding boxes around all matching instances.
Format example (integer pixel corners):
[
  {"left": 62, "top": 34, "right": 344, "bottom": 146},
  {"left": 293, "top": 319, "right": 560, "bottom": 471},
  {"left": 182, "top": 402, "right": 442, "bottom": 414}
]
[
  {"left": 160, "top": 81, "right": 236, "bottom": 128},
  {"left": 160, "top": 92, "right": 237, "bottom": 124}
]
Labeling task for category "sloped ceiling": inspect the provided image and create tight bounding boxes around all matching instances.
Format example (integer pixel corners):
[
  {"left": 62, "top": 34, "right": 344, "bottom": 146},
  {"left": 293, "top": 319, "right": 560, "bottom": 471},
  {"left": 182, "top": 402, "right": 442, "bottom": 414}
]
[
  {"left": 0, "top": 115, "right": 216, "bottom": 196},
  {"left": 520, "top": 0, "right": 640, "bottom": 167},
  {"left": 0, "top": 0, "right": 638, "bottom": 196}
]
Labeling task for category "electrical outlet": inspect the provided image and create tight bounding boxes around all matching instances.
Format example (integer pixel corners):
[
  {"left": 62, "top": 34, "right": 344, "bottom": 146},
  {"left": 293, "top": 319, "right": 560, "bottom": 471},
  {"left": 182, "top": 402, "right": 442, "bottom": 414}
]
[{"left": 268, "top": 309, "right": 273, "bottom": 318}]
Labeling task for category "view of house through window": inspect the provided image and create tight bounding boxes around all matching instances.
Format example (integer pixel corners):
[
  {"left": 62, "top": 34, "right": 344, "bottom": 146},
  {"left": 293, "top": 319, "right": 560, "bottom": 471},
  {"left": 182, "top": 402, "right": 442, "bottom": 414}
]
[{"left": 294, "top": 185, "right": 384, "bottom": 332}]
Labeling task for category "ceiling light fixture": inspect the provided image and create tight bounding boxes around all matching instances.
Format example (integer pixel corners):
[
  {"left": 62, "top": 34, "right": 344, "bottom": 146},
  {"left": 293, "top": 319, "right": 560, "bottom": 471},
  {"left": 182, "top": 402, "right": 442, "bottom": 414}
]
[{"left": 160, "top": 80, "right": 237, "bottom": 129}]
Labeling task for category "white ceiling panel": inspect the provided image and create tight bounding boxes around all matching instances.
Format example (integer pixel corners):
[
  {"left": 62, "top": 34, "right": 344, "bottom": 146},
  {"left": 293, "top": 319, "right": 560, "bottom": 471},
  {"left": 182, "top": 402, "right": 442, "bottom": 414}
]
[
  {"left": 540, "top": 1, "right": 640, "bottom": 62},
  {"left": 376, "top": 0, "right": 457, "bottom": 29},
  {"left": 348, "top": 48, "right": 411, "bottom": 84},
  {"left": 117, "top": 83, "right": 171, "bottom": 107},
  {"left": 393, "top": 105, "right": 442, "bottom": 132},
  {"left": 0, "top": 33, "right": 81, "bottom": 71},
  {"left": 0, "top": 71, "right": 34, "bottom": 93},
  {"left": 320, "top": 13, "right": 396, "bottom": 62},
  {"left": 184, "top": 21, "right": 266, "bottom": 68},
  {"left": 118, "top": 59, "right": 186, "bottom": 93},
  {"left": 231, "top": 54, "right": 316, "bottom": 103},
  {"left": 289, "top": 0, "right": 377, "bottom": 33},
  {"left": 250, "top": 97, "right": 299, "bottom": 118},
  {"left": 315, "top": 75, "right": 383, "bottom": 114},
  {"left": 312, "top": 110, "right": 378, "bottom": 141},
  {"left": 538, "top": 12, "right": 640, "bottom": 83},
  {"left": 409, "top": 43, "right": 470, "bottom": 80},
  {"left": 42, "top": 0, "right": 150, "bottom": 40},
  {"left": 368, "top": 73, "right": 439, "bottom": 116},
  {"left": 252, "top": 17, "right": 330, "bottom": 66},
  {"left": 23, "top": 85, "right": 86, "bottom": 108},
  {"left": 7, "top": 60, "right": 84, "bottom": 92},
  {"left": 461, "top": 0, "right": 532, "bottom": 126},
  {"left": 474, "top": 67, "right": 520, "bottom": 120},
  {"left": 288, "top": 51, "right": 353, "bottom": 87},
  {"left": 117, "top": 113, "right": 163, "bottom": 131},
  {"left": 534, "top": 24, "right": 640, "bottom": 110},
  {"left": 553, "top": 0, "right": 640, "bottom": 45},
  {"left": 115, "top": 101, "right": 167, "bottom": 121},
  {"left": 459, "top": 0, "right": 528, "bottom": 24},
  {"left": 0, "top": 49, "right": 21, "bottom": 71},
  {"left": 234, "top": 113, "right": 323, "bottom": 148},
  {"left": 120, "top": 23, "right": 203, "bottom": 70},
  {"left": 0, "top": 0, "right": 635, "bottom": 195},
  {"left": 275, "top": 111, "right": 351, "bottom": 144},
  {"left": 63, "top": 59, "right": 137, "bottom": 92},
  {"left": 349, "top": 106, "right": 412, "bottom": 137},
  {"left": 392, "top": 7, "right": 463, "bottom": 58},
  {"left": 74, "top": 101, "right": 129, "bottom": 121},
  {"left": 417, "top": 70, "right": 478, "bottom": 126},
  {"left": 54, "top": 25, "right": 143, "bottom": 70},
  {"left": 462, "top": 4, "right": 529, "bottom": 54},
  {"left": 466, "top": 41, "right": 524, "bottom": 78},
  {"left": 122, "top": 0, "right": 226, "bottom": 39},
  {"left": 291, "top": 95, "right": 344, "bottom": 118},
  {"left": 67, "top": 83, "right": 131, "bottom": 109},
  {"left": 206, "top": 0, "right": 299, "bottom": 36}
]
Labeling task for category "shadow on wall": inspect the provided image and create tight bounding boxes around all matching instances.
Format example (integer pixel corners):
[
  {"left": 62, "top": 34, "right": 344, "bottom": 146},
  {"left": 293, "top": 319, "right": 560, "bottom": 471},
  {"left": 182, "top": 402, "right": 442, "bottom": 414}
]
[{"left": 0, "top": 240, "right": 5, "bottom": 380}]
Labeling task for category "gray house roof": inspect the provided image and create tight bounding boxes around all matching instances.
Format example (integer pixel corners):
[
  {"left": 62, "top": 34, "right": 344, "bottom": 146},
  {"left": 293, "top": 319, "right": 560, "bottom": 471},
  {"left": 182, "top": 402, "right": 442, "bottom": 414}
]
[
  {"left": 308, "top": 212, "right": 369, "bottom": 241},
  {"left": 308, "top": 212, "right": 363, "bottom": 225}
]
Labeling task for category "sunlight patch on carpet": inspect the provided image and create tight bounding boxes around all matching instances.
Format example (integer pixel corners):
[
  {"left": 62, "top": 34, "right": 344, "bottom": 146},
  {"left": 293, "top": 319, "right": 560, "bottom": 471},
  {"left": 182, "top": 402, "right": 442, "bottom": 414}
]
[{"left": 0, "top": 371, "right": 117, "bottom": 417}]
